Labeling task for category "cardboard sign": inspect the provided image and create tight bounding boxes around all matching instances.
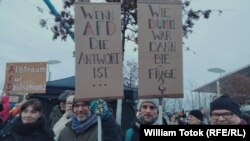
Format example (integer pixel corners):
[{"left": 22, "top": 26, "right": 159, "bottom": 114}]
[
  {"left": 4, "top": 62, "right": 47, "bottom": 94},
  {"left": 138, "top": 0, "right": 183, "bottom": 98},
  {"left": 75, "top": 2, "right": 123, "bottom": 100}
]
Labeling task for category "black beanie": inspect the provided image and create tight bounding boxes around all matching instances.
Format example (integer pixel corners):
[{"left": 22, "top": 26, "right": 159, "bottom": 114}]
[
  {"left": 58, "top": 90, "right": 74, "bottom": 102},
  {"left": 189, "top": 110, "right": 203, "bottom": 121},
  {"left": 210, "top": 94, "right": 241, "bottom": 117}
]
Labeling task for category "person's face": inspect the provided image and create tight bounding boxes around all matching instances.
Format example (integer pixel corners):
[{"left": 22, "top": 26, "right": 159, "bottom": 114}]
[
  {"left": 188, "top": 115, "right": 201, "bottom": 125},
  {"left": 73, "top": 101, "right": 91, "bottom": 122},
  {"left": 211, "top": 109, "right": 241, "bottom": 125},
  {"left": 60, "top": 101, "right": 66, "bottom": 111},
  {"left": 139, "top": 102, "right": 158, "bottom": 124},
  {"left": 21, "top": 106, "right": 42, "bottom": 124}
]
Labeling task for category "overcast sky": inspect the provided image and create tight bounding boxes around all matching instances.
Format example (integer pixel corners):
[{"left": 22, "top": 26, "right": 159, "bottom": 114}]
[
  {"left": 184, "top": 0, "right": 250, "bottom": 92},
  {"left": 1, "top": 0, "right": 250, "bottom": 97}
]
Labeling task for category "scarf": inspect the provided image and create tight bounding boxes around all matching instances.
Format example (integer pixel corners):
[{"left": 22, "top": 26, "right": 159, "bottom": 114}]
[
  {"left": 12, "top": 116, "right": 45, "bottom": 134},
  {"left": 9, "top": 116, "right": 54, "bottom": 141},
  {"left": 71, "top": 114, "right": 97, "bottom": 134},
  {"left": 12, "top": 116, "right": 54, "bottom": 136}
]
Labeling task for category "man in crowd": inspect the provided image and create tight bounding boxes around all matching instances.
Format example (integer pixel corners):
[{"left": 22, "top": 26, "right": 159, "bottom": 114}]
[
  {"left": 124, "top": 99, "right": 160, "bottom": 141},
  {"left": 53, "top": 92, "right": 75, "bottom": 141},
  {"left": 210, "top": 94, "right": 247, "bottom": 125},
  {"left": 49, "top": 90, "right": 71, "bottom": 128},
  {"left": 57, "top": 98, "right": 121, "bottom": 141},
  {"left": 187, "top": 109, "right": 205, "bottom": 125}
]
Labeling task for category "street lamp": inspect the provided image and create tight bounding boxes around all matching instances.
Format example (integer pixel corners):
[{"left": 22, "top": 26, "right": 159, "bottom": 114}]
[
  {"left": 47, "top": 60, "right": 61, "bottom": 81},
  {"left": 208, "top": 67, "right": 226, "bottom": 95}
]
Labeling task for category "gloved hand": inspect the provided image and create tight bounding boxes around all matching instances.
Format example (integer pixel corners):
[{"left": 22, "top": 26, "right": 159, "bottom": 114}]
[{"left": 90, "top": 99, "right": 110, "bottom": 121}]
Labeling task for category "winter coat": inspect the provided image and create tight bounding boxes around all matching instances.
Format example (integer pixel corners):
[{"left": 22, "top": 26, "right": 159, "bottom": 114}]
[
  {"left": 53, "top": 112, "right": 71, "bottom": 141},
  {"left": 49, "top": 105, "right": 64, "bottom": 128},
  {"left": 0, "top": 96, "right": 10, "bottom": 123},
  {"left": 1, "top": 116, "right": 54, "bottom": 141}
]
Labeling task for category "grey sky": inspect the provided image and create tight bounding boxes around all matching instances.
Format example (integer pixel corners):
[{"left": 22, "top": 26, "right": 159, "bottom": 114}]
[
  {"left": 0, "top": 0, "right": 75, "bottom": 90},
  {"left": 184, "top": 0, "right": 250, "bottom": 92},
  {"left": 0, "top": 0, "right": 250, "bottom": 98}
]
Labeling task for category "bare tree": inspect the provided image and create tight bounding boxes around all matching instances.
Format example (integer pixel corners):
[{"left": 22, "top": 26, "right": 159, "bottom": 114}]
[
  {"left": 185, "top": 81, "right": 197, "bottom": 110},
  {"left": 221, "top": 74, "right": 250, "bottom": 105},
  {"left": 40, "top": 0, "right": 220, "bottom": 55},
  {"left": 177, "top": 99, "right": 183, "bottom": 111},
  {"left": 123, "top": 60, "right": 138, "bottom": 88}
]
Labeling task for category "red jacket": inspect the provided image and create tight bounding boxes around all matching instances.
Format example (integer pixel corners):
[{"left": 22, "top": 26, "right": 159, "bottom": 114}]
[{"left": 0, "top": 95, "right": 10, "bottom": 122}]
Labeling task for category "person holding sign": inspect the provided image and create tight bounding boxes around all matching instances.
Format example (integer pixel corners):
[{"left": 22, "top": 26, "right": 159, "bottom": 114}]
[
  {"left": 57, "top": 99, "right": 121, "bottom": 141},
  {"left": 124, "top": 99, "right": 161, "bottom": 141},
  {"left": 210, "top": 94, "right": 247, "bottom": 125},
  {"left": 0, "top": 99, "right": 54, "bottom": 141}
]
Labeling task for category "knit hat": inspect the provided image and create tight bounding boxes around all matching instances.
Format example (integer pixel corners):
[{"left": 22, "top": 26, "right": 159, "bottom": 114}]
[
  {"left": 189, "top": 110, "right": 203, "bottom": 121},
  {"left": 210, "top": 94, "right": 241, "bottom": 117},
  {"left": 58, "top": 90, "right": 74, "bottom": 102},
  {"left": 137, "top": 99, "right": 159, "bottom": 111},
  {"left": 137, "top": 98, "right": 161, "bottom": 125}
]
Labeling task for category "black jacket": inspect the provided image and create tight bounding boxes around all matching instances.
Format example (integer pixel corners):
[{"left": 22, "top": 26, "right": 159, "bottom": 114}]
[{"left": 1, "top": 116, "right": 54, "bottom": 141}]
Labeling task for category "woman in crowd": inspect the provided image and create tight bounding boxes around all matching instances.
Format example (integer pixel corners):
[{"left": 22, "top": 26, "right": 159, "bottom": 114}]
[{"left": 1, "top": 98, "right": 54, "bottom": 141}]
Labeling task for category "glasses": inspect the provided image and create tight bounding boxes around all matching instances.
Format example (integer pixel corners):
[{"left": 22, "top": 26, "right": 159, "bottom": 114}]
[
  {"left": 74, "top": 103, "right": 88, "bottom": 109},
  {"left": 211, "top": 112, "right": 234, "bottom": 120}
]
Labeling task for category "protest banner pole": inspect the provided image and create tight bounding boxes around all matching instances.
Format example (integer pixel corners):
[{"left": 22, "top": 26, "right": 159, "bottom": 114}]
[
  {"left": 159, "top": 98, "right": 163, "bottom": 124},
  {"left": 116, "top": 99, "right": 122, "bottom": 125},
  {"left": 97, "top": 114, "right": 102, "bottom": 141}
]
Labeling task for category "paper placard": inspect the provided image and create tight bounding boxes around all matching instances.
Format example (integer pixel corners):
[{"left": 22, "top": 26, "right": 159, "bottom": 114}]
[
  {"left": 75, "top": 2, "right": 123, "bottom": 100},
  {"left": 138, "top": 0, "right": 183, "bottom": 98},
  {"left": 4, "top": 62, "right": 47, "bottom": 94}
]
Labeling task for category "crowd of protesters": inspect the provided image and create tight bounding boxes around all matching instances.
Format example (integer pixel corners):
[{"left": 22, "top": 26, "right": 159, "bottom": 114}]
[{"left": 0, "top": 91, "right": 250, "bottom": 141}]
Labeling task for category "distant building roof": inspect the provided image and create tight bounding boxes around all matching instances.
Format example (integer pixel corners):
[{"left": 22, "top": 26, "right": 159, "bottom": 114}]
[
  {"left": 46, "top": 76, "right": 138, "bottom": 99},
  {"left": 47, "top": 76, "right": 136, "bottom": 91},
  {"left": 47, "top": 76, "right": 75, "bottom": 89},
  {"left": 193, "top": 64, "right": 250, "bottom": 93}
]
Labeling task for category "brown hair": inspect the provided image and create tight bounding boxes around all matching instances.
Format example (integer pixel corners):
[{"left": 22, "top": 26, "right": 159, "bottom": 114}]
[{"left": 20, "top": 98, "right": 43, "bottom": 113}]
